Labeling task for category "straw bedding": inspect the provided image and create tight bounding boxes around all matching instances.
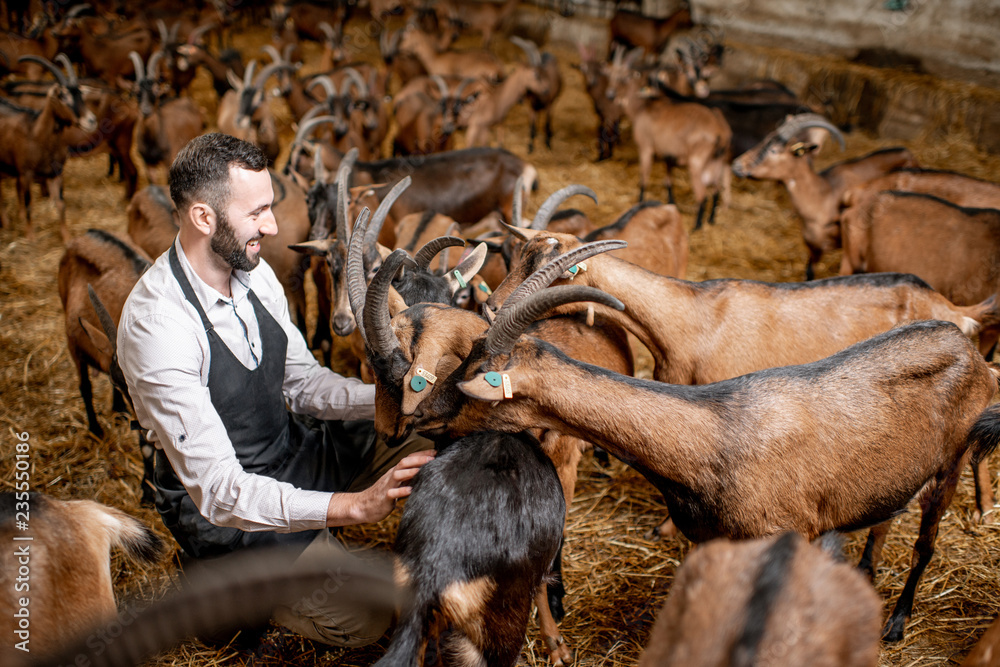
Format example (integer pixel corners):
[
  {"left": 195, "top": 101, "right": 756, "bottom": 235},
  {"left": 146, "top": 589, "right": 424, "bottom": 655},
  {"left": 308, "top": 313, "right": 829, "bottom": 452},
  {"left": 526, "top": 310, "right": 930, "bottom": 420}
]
[{"left": 1, "top": 12, "right": 999, "bottom": 667}]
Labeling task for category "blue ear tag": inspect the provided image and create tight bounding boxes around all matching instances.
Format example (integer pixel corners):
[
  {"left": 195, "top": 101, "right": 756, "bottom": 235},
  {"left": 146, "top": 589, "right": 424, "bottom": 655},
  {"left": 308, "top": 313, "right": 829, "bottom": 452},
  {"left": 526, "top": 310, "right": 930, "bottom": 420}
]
[
  {"left": 484, "top": 371, "right": 503, "bottom": 387},
  {"left": 452, "top": 270, "right": 467, "bottom": 288},
  {"left": 410, "top": 375, "right": 427, "bottom": 392},
  {"left": 567, "top": 264, "right": 579, "bottom": 275},
  {"left": 478, "top": 282, "right": 492, "bottom": 295}
]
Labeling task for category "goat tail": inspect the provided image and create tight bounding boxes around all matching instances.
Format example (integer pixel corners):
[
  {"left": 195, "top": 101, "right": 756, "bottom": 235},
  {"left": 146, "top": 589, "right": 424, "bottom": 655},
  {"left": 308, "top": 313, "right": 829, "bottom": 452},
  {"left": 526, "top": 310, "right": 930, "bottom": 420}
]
[
  {"left": 968, "top": 403, "right": 1000, "bottom": 467},
  {"left": 967, "top": 294, "right": 1000, "bottom": 336},
  {"left": 79, "top": 499, "right": 166, "bottom": 565},
  {"left": 372, "top": 601, "right": 433, "bottom": 667}
]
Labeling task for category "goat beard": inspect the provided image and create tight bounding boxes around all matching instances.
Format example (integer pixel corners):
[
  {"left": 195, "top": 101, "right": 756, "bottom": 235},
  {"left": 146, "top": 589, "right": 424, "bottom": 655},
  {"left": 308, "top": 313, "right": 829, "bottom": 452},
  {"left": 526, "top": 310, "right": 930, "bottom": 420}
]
[{"left": 211, "top": 210, "right": 262, "bottom": 272}]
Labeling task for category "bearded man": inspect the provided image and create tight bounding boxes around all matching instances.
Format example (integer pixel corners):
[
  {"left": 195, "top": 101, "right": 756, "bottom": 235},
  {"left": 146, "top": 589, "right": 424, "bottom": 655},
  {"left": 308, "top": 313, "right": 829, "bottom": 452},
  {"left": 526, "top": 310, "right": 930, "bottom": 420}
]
[{"left": 118, "top": 133, "right": 434, "bottom": 648}]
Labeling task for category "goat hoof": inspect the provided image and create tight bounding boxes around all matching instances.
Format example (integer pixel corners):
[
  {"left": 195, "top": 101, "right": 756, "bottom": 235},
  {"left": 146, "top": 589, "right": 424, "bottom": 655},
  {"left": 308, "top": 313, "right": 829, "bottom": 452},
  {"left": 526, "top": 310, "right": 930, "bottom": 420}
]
[
  {"left": 644, "top": 518, "right": 678, "bottom": 542},
  {"left": 546, "top": 636, "right": 573, "bottom": 666},
  {"left": 881, "top": 616, "right": 907, "bottom": 643}
]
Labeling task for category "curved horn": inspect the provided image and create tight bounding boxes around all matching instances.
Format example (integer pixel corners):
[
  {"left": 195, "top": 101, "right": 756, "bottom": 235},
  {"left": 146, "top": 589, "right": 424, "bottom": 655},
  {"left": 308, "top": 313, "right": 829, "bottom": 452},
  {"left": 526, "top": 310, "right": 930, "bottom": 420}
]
[
  {"left": 242, "top": 59, "right": 257, "bottom": 89},
  {"left": 486, "top": 285, "right": 624, "bottom": 356},
  {"left": 169, "top": 21, "right": 181, "bottom": 43},
  {"left": 511, "top": 175, "right": 524, "bottom": 226},
  {"left": 503, "top": 239, "right": 627, "bottom": 308},
  {"left": 413, "top": 236, "right": 466, "bottom": 270},
  {"left": 156, "top": 19, "right": 169, "bottom": 45},
  {"left": 187, "top": 22, "right": 217, "bottom": 45},
  {"left": 366, "top": 176, "right": 412, "bottom": 248},
  {"left": 146, "top": 49, "right": 166, "bottom": 81},
  {"left": 318, "top": 21, "right": 335, "bottom": 41},
  {"left": 454, "top": 76, "right": 477, "bottom": 100},
  {"left": 313, "top": 146, "right": 328, "bottom": 184},
  {"left": 336, "top": 147, "right": 359, "bottom": 242},
  {"left": 65, "top": 4, "right": 92, "bottom": 19},
  {"left": 339, "top": 66, "right": 367, "bottom": 98},
  {"left": 18, "top": 55, "right": 67, "bottom": 86},
  {"left": 347, "top": 207, "right": 372, "bottom": 345},
  {"left": 510, "top": 35, "right": 541, "bottom": 67},
  {"left": 293, "top": 114, "right": 339, "bottom": 146},
  {"left": 429, "top": 74, "right": 449, "bottom": 98},
  {"left": 307, "top": 74, "right": 336, "bottom": 100},
  {"left": 261, "top": 44, "right": 283, "bottom": 64},
  {"left": 777, "top": 113, "right": 845, "bottom": 150},
  {"left": 530, "top": 184, "right": 597, "bottom": 230},
  {"left": 283, "top": 43, "right": 297, "bottom": 63},
  {"left": 364, "top": 249, "right": 414, "bottom": 360},
  {"left": 128, "top": 50, "right": 146, "bottom": 81},
  {"left": 254, "top": 61, "right": 293, "bottom": 90},
  {"left": 55, "top": 53, "right": 77, "bottom": 86}
]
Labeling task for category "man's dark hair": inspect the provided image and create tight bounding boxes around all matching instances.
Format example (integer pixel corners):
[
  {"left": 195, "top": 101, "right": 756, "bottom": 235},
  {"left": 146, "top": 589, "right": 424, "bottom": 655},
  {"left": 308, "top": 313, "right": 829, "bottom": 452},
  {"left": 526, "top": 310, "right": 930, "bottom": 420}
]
[{"left": 169, "top": 133, "right": 268, "bottom": 220}]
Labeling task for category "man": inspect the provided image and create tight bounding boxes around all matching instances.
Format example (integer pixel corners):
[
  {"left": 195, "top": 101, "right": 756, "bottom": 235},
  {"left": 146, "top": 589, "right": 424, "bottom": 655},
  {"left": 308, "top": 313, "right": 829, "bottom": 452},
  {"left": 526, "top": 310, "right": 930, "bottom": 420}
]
[{"left": 118, "top": 133, "right": 434, "bottom": 647}]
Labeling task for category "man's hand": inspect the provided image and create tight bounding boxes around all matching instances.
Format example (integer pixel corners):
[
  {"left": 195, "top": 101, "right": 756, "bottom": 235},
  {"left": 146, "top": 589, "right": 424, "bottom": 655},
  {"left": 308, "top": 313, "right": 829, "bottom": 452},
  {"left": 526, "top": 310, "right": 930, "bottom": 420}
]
[{"left": 325, "top": 450, "right": 437, "bottom": 527}]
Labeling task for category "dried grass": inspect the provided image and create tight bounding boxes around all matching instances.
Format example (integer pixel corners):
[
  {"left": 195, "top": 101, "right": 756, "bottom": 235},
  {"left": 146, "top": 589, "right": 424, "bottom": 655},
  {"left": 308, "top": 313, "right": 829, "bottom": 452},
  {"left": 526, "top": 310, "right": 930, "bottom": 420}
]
[{"left": 2, "top": 13, "right": 1000, "bottom": 667}]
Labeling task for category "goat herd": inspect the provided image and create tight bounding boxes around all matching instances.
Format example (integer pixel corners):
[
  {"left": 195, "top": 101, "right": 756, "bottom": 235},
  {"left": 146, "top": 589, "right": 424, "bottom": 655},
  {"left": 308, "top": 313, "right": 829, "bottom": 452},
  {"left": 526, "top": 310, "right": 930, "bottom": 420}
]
[{"left": 3, "top": 0, "right": 1000, "bottom": 665}]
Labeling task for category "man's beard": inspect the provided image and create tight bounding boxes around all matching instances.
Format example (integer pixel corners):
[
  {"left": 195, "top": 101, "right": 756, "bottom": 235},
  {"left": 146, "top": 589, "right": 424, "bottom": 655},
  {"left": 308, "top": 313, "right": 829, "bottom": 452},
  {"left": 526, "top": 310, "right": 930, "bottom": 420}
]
[{"left": 211, "top": 209, "right": 261, "bottom": 272}]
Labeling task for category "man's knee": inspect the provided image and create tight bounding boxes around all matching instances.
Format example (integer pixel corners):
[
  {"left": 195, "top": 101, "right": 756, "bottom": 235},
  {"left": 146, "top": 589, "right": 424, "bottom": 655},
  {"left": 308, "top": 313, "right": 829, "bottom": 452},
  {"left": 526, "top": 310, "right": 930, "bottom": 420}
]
[{"left": 273, "top": 600, "right": 392, "bottom": 648}]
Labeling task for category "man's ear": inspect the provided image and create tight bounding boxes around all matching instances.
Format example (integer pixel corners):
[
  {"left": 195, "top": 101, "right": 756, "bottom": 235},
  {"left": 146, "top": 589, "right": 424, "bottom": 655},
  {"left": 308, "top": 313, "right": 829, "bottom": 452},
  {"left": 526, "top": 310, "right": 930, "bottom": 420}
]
[
  {"left": 458, "top": 374, "right": 505, "bottom": 401},
  {"left": 188, "top": 202, "right": 215, "bottom": 236}
]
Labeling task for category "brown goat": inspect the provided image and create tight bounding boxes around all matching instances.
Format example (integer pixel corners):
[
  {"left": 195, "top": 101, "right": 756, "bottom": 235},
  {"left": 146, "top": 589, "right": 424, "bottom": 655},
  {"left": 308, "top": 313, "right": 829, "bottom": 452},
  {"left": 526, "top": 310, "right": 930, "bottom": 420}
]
[
  {"left": 398, "top": 24, "right": 504, "bottom": 82},
  {"left": 461, "top": 64, "right": 548, "bottom": 148},
  {"left": 126, "top": 184, "right": 178, "bottom": 260},
  {"left": 0, "top": 492, "right": 164, "bottom": 658},
  {"left": 639, "top": 532, "right": 881, "bottom": 667},
  {"left": 411, "top": 275, "right": 1000, "bottom": 642},
  {"left": 962, "top": 614, "right": 1000, "bottom": 666},
  {"left": 59, "top": 228, "right": 152, "bottom": 438},
  {"left": 218, "top": 59, "right": 291, "bottom": 164},
  {"left": 609, "top": 6, "right": 693, "bottom": 57},
  {"left": 606, "top": 51, "right": 732, "bottom": 229},
  {"left": 435, "top": 0, "right": 520, "bottom": 48},
  {"left": 841, "top": 167, "right": 1000, "bottom": 212},
  {"left": 581, "top": 200, "right": 688, "bottom": 279},
  {"left": 575, "top": 46, "right": 622, "bottom": 161},
  {"left": 486, "top": 230, "right": 1000, "bottom": 526},
  {"left": 840, "top": 191, "right": 1000, "bottom": 353},
  {"left": 392, "top": 75, "right": 479, "bottom": 156},
  {"left": 732, "top": 113, "right": 918, "bottom": 280},
  {"left": 511, "top": 36, "right": 562, "bottom": 153}
]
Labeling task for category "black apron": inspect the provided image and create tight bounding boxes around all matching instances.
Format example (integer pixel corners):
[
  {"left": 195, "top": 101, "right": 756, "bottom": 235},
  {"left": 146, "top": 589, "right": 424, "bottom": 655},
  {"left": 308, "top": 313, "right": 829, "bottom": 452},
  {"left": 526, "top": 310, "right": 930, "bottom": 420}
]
[{"left": 153, "top": 245, "right": 375, "bottom": 559}]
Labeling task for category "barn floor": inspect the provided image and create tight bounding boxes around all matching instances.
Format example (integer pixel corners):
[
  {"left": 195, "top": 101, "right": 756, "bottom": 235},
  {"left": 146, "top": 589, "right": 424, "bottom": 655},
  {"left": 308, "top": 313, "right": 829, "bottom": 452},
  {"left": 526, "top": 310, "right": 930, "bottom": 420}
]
[{"left": 2, "top": 10, "right": 1000, "bottom": 667}]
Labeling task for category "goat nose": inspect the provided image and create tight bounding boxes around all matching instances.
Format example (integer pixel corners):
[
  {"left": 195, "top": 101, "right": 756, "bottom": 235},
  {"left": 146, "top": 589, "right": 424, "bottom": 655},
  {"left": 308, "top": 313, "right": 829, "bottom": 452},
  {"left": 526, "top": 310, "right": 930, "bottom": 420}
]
[{"left": 333, "top": 313, "right": 355, "bottom": 336}]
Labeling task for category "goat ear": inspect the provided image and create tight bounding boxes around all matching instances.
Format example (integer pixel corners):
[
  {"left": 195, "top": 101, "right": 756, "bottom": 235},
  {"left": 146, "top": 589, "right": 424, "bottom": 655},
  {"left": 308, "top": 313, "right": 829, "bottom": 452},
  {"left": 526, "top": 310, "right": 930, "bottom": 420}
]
[
  {"left": 80, "top": 318, "right": 113, "bottom": 361},
  {"left": 286, "top": 168, "right": 309, "bottom": 191},
  {"left": 116, "top": 76, "right": 133, "bottom": 92},
  {"left": 288, "top": 239, "right": 334, "bottom": 256},
  {"left": 458, "top": 374, "right": 506, "bottom": 402},
  {"left": 446, "top": 243, "right": 487, "bottom": 295}
]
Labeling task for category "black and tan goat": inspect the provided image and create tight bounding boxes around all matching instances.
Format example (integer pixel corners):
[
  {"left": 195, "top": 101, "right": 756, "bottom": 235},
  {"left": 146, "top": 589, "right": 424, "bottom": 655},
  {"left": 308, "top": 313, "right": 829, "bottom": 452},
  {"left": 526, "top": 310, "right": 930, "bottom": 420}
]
[
  {"left": 59, "top": 229, "right": 152, "bottom": 440},
  {"left": 732, "top": 113, "right": 918, "bottom": 280},
  {"left": 609, "top": 6, "right": 692, "bottom": 57},
  {"left": 486, "top": 231, "right": 1000, "bottom": 524},
  {"left": 511, "top": 36, "right": 561, "bottom": 153},
  {"left": 0, "top": 54, "right": 96, "bottom": 240},
  {"left": 461, "top": 60, "right": 548, "bottom": 148},
  {"left": 128, "top": 50, "right": 204, "bottom": 185},
  {"left": 606, "top": 50, "right": 732, "bottom": 229},
  {"left": 639, "top": 532, "right": 881, "bottom": 666},
  {"left": 412, "top": 278, "right": 1000, "bottom": 642},
  {"left": 218, "top": 59, "right": 291, "bottom": 164},
  {"left": 0, "top": 492, "right": 164, "bottom": 658},
  {"left": 392, "top": 75, "right": 479, "bottom": 156}
]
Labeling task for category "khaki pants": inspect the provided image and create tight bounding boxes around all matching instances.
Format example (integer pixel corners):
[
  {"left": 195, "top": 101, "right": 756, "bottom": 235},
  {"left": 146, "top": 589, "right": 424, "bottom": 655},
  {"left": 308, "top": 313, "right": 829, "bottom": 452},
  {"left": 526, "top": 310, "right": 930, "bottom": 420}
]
[{"left": 272, "top": 431, "right": 433, "bottom": 647}]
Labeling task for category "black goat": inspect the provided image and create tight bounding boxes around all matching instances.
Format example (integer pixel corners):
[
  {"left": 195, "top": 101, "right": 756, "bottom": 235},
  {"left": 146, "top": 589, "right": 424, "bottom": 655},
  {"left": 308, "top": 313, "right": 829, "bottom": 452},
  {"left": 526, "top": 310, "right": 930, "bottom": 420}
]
[{"left": 376, "top": 430, "right": 564, "bottom": 667}]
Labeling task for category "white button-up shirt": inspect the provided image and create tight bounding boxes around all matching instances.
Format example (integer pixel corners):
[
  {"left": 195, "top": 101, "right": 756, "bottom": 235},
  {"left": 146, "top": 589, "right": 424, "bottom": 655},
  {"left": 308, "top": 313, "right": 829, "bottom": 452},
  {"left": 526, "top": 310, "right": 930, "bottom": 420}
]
[{"left": 118, "top": 237, "right": 375, "bottom": 533}]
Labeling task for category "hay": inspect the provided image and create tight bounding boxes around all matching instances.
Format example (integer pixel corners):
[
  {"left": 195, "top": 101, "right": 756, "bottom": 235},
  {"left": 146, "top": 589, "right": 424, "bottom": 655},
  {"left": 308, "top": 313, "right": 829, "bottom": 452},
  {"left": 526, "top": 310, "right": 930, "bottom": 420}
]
[{"left": 2, "top": 13, "right": 1000, "bottom": 667}]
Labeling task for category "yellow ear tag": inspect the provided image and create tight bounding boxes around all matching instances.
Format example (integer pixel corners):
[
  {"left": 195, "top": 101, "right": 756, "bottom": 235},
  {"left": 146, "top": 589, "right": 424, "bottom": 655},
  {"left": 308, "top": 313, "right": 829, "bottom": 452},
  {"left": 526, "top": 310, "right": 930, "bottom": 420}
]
[
  {"left": 501, "top": 373, "right": 512, "bottom": 399},
  {"left": 415, "top": 367, "right": 437, "bottom": 384},
  {"left": 452, "top": 270, "right": 467, "bottom": 288}
]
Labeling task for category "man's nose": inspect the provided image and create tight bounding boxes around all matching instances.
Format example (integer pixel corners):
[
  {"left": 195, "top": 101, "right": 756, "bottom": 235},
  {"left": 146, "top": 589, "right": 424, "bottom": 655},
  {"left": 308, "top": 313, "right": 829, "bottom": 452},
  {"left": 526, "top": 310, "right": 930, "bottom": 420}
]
[{"left": 260, "top": 210, "right": 278, "bottom": 236}]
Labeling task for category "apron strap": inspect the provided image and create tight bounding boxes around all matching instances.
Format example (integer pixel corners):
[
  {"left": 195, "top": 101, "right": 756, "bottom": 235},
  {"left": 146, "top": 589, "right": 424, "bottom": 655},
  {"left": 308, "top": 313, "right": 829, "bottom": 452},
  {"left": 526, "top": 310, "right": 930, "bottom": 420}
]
[{"left": 169, "top": 244, "right": 215, "bottom": 334}]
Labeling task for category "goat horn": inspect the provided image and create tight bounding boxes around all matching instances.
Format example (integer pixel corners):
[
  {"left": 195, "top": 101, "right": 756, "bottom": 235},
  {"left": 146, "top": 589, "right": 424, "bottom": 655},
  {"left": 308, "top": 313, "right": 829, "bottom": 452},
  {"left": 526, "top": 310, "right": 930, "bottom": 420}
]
[
  {"left": 777, "top": 113, "right": 846, "bottom": 150},
  {"left": 414, "top": 236, "right": 466, "bottom": 270},
  {"left": 511, "top": 175, "right": 524, "bottom": 226},
  {"left": 128, "top": 50, "right": 146, "bottom": 81},
  {"left": 313, "top": 147, "right": 328, "bottom": 186},
  {"left": 55, "top": 53, "right": 77, "bottom": 86},
  {"left": 254, "top": 61, "right": 292, "bottom": 90},
  {"left": 503, "top": 239, "right": 626, "bottom": 308},
  {"left": 187, "top": 22, "right": 217, "bottom": 44},
  {"left": 510, "top": 35, "right": 541, "bottom": 67},
  {"left": 283, "top": 43, "right": 297, "bottom": 62},
  {"left": 293, "top": 114, "right": 338, "bottom": 146},
  {"left": 241, "top": 60, "right": 257, "bottom": 89},
  {"left": 611, "top": 44, "right": 624, "bottom": 68},
  {"left": 308, "top": 74, "right": 336, "bottom": 99},
  {"left": 169, "top": 21, "right": 180, "bottom": 42},
  {"left": 65, "top": 4, "right": 92, "bottom": 19},
  {"left": 366, "top": 176, "right": 412, "bottom": 248},
  {"left": 87, "top": 285, "right": 118, "bottom": 355},
  {"left": 339, "top": 67, "right": 367, "bottom": 98},
  {"left": 318, "top": 21, "right": 335, "bottom": 41},
  {"left": 336, "top": 147, "right": 359, "bottom": 241},
  {"left": 156, "top": 19, "right": 169, "bottom": 45},
  {"left": 454, "top": 76, "right": 477, "bottom": 100},
  {"left": 147, "top": 49, "right": 166, "bottom": 81},
  {"left": 364, "top": 249, "right": 414, "bottom": 361},
  {"left": 486, "top": 285, "right": 624, "bottom": 356},
  {"left": 530, "top": 184, "right": 597, "bottom": 230},
  {"left": 261, "top": 44, "right": 283, "bottom": 63},
  {"left": 18, "top": 55, "right": 67, "bottom": 87},
  {"left": 347, "top": 207, "right": 372, "bottom": 345},
  {"left": 430, "top": 74, "right": 449, "bottom": 98}
]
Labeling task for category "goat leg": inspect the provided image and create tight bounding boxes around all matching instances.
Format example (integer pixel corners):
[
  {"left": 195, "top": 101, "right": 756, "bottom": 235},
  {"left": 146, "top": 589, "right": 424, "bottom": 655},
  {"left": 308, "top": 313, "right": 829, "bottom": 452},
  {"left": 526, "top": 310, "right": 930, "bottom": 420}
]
[
  {"left": 545, "top": 111, "right": 554, "bottom": 150},
  {"left": 645, "top": 515, "right": 679, "bottom": 542},
  {"left": 972, "top": 458, "right": 996, "bottom": 523},
  {"left": 858, "top": 518, "right": 893, "bottom": 581},
  {"left": 77, "top": 357, "right": 104, "bottom": 439},
  {"left": 694, "top": 198, "right": 708, "bottom": 231},
  {"left": 50, "top": 175, "right": 67, "bottom": 243},
  {"left": 707, "top": 191, "right": 720, "bottom": 225},
  {"left": 535, "top": 586, "right": 572, "bottom": 666},
  {"left": 883, "top": 460, "right": 965, "bottom": 641},
  {"left": 17, "top": 172, "right": 33, "bottom": 239}
]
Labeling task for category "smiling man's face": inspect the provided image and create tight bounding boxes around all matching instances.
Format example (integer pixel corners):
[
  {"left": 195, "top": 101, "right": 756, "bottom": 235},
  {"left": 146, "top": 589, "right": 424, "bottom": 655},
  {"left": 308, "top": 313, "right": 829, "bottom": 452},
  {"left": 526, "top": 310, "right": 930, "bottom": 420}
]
[{"left": 211, "top": 166, "right": 277, "bottom": 272}]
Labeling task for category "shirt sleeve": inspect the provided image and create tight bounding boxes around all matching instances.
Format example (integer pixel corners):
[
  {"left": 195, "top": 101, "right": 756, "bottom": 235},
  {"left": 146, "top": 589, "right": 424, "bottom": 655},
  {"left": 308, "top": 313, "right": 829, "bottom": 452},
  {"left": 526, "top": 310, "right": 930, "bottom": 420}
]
[
  {"left": 255, "top": 263, "right": 377, "bottom": 420},
  {"left": 118, "top": 310, "right": 333, "bottom": 533}
]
